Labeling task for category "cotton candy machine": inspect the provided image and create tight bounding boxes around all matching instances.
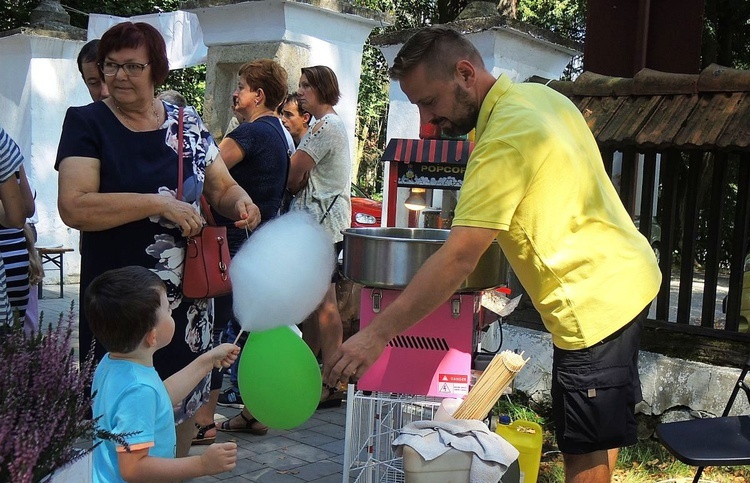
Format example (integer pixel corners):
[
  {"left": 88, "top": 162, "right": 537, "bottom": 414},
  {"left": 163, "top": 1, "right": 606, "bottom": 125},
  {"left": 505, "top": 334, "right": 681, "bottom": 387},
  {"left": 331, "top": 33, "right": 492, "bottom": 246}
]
[
  {"left": 341, "top": 227, "right": 506, "bottom": 292},
  {"left": 343, "top": 135, "right": 508, "bottom": 398}
]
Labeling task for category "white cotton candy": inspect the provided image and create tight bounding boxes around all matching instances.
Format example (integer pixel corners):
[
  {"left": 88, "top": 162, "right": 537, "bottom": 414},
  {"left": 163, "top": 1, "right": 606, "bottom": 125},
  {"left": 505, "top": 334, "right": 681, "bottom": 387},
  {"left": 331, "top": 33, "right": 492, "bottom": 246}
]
[{"left": 230, "top": 211, "right": 335, "bottom": 333}]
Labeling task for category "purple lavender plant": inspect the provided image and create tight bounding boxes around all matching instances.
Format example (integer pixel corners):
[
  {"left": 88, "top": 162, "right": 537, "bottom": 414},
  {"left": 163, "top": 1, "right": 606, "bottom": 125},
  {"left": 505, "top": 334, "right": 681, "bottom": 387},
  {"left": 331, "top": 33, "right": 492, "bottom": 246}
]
[{"left": 0, "top": 302, "right": 116, "bottom": 482}]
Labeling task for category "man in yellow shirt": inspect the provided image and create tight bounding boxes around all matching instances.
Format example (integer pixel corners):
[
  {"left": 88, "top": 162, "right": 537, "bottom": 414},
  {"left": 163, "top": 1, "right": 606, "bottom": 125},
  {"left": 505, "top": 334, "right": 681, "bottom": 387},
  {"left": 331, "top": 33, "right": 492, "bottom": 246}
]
[{"left": 325, "top": 26, "right": 661, "bottom": 482}]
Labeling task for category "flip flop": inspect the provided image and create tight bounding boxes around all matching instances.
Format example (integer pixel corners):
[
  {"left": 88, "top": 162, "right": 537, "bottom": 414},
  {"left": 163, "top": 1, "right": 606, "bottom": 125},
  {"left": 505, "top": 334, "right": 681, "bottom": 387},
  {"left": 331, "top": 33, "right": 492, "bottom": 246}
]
[
  {"left": 191, "top": 422, "right": 216, "bottom": 446},
  {"left": 218, "top": 411, "right": 269, "bottom": 435},
  {"left": 318, "top": 384, "right": 344, "bottom": 409}
]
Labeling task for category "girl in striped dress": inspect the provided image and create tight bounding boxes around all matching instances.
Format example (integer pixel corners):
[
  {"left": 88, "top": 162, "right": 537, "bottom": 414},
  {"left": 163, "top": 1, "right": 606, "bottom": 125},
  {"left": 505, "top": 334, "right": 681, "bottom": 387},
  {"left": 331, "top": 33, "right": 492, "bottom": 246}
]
[{"left": 0, "top": 127, "right": 35, "bottom": 326}]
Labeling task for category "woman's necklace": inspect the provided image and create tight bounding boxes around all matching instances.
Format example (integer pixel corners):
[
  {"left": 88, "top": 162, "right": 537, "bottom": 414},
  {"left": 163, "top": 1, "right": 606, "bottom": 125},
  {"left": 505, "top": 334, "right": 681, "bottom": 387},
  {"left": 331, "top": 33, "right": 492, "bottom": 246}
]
[
  {"left": 249, "top": 109, "right": 275, "bottom": 122},
  {"left": 114, "top": 99, "right": 160, "bottom": 131}
]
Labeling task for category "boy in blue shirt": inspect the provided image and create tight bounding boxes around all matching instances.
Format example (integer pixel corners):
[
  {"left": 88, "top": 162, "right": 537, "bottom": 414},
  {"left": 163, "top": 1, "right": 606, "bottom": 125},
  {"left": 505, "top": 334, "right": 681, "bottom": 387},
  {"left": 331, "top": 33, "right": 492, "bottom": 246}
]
[{"left": 86, "top": 266, "right": 240, "bottom": 482}]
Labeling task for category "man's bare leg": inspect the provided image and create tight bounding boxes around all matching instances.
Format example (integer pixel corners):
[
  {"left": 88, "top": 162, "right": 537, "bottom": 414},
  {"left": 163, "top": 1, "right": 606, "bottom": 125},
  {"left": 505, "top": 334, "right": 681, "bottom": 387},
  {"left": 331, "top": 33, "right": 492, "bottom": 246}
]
[{"left": 564, "top": 448, "right": 618, "bottom": 483}]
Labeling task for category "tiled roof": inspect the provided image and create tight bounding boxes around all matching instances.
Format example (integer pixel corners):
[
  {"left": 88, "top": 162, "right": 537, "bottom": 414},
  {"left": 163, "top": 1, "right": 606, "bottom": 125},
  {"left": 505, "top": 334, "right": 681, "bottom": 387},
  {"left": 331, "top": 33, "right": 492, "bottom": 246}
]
[{"left": 535, "top": 64, "right": 750, "bottom": 152}]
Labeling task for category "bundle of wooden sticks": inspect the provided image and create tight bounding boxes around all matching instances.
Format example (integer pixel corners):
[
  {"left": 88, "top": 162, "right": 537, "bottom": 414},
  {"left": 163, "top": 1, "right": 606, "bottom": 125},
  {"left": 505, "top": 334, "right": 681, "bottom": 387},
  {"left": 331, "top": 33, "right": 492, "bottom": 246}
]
[{"left": 452, "top": 350, "right": 529, "bottom": 420}]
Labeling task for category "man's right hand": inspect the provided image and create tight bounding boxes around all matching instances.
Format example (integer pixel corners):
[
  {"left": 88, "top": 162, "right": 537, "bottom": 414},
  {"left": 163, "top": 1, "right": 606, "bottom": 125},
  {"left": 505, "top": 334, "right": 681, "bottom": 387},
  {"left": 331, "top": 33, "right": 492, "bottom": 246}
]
[{"left": 323, "top": 325, "right": 389, "bottom": 387}]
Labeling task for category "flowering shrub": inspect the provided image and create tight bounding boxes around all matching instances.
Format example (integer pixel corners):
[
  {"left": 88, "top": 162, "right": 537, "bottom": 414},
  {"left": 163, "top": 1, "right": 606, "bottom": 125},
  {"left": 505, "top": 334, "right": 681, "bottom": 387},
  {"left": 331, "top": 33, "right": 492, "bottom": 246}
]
[{"left": 0, "top": 304, "right": 124, "bottom": 482}]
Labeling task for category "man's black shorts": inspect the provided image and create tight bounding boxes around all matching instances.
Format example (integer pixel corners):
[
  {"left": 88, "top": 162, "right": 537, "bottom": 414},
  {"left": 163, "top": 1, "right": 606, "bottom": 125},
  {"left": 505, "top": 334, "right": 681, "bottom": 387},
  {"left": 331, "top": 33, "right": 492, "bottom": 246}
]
[{"left": 551, "top": 305, "right": 649, "bottom": 455}]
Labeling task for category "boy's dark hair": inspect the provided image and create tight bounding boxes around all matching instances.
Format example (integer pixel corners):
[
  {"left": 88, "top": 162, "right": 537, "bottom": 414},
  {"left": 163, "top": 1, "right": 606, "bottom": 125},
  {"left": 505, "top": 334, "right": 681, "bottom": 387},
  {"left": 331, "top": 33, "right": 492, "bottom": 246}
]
[
  {"left": 389, "top": 26, "right": 484, "bottom": 81},
  {"left": 300, "top": 66, "right": 341, "bottom": 106},
  {"left": 85, "top": 266, "right": 165, "bottom": 353},
  {"left": 77, "top": 39, "right": 100, "bottom": 75}
]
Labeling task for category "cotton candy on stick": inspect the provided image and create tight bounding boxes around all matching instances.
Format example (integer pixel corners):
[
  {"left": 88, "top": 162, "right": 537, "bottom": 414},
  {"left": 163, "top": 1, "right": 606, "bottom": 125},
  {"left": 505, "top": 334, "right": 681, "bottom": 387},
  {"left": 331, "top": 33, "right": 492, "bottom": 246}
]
[{"left": 230, "top": 211, "right": 335, "bottom": 335}]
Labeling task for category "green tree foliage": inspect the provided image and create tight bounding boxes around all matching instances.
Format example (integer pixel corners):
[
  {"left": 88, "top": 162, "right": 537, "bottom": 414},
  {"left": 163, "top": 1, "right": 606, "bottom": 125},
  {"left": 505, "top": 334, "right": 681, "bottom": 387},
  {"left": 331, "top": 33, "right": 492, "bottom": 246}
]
[
  {"left": 703, "top": 0, "right": 750, "bottom": 69},
  {"left": 0, "top": 0, "right": 38, "bottom": 32},
  {"left": 517, "top": 0, "right": 586, "bottom": 41},
  {"left": 160, "top": 65, "right": 207, "bottom": 115}
]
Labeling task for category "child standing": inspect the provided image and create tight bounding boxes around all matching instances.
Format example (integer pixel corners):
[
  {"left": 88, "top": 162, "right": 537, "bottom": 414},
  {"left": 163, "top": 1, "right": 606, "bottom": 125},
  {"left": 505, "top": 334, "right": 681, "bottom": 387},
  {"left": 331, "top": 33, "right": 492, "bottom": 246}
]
[{"left": 85, "top": 266, "right": 240, "bottom": 482}]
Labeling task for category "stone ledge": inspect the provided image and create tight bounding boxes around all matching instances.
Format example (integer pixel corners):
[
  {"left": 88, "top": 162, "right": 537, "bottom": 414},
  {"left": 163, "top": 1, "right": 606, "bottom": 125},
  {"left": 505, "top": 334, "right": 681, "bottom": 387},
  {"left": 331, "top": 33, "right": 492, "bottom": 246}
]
[{"left": 0, "top": 26, "right": 86, "bottom": 41}]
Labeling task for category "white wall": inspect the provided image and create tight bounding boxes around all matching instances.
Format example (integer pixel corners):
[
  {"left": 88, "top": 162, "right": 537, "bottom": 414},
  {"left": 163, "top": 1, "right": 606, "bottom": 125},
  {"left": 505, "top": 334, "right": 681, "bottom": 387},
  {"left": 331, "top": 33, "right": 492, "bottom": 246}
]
[{"left": 0, "top": 32, "right": 91, "bottom": 282}]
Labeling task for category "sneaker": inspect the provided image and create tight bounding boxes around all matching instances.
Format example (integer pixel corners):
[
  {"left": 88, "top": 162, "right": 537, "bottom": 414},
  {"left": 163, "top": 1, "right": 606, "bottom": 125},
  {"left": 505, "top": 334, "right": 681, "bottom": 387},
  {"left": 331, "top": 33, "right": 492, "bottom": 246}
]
[{"left": 217, "top": 387, "right": 243, "bottom": 408}]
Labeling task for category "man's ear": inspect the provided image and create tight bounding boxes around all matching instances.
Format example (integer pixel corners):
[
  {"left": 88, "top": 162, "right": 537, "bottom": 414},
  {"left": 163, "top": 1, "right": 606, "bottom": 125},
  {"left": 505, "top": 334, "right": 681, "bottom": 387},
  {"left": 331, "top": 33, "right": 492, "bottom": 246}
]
[
  {"left": 303, "top": 112, "right": 311, "bottom": 125},
  {"left": 455, "top": 60, "right": 476, "bottom": 87}
]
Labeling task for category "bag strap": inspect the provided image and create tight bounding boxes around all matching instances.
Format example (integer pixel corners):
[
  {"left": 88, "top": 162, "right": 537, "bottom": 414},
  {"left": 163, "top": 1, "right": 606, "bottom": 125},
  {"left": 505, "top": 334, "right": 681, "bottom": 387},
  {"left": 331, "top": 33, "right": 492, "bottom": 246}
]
[
  {"left": 201, "top": 196, "right": 218, "bottom": 226},
  {"left": 176, "top": 107, "right": 216, "bottom": 227},
  {"left": 320, "top": 194, "right": 340, "bottom": 224},
  {"left": 255, "top": 116, "right": 292, "bottom": 198},
  {"left": 177, "top": 106, "right": 184, "bottom": 201}
]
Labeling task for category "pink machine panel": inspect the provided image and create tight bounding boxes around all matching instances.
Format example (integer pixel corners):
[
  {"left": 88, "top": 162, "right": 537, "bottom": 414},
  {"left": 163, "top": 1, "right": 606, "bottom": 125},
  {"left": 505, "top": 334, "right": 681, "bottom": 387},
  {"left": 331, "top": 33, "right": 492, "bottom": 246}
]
[{"left": 357, "top": 287, "right": 477, "bottom": 398}]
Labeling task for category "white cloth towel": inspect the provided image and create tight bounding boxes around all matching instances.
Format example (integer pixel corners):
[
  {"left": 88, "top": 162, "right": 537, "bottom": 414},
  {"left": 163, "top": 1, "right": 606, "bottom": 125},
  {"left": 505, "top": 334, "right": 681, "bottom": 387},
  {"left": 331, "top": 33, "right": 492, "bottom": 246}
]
[{"left": 392, "top": 419, "right": 519, "bottom": 482}]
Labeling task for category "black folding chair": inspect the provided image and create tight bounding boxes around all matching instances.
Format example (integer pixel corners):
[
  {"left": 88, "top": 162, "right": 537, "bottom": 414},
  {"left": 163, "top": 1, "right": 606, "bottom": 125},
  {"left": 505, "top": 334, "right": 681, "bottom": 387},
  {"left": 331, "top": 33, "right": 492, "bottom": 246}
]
[{"left": 656, "top": 353, "right": 750, "bottom": 482}]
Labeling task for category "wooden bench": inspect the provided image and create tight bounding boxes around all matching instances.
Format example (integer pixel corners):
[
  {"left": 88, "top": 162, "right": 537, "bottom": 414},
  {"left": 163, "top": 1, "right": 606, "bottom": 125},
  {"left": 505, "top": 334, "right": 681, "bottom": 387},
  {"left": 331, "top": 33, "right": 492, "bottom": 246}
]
[{"left": 36, "top": 247, "right": 74, "bottom": 299}]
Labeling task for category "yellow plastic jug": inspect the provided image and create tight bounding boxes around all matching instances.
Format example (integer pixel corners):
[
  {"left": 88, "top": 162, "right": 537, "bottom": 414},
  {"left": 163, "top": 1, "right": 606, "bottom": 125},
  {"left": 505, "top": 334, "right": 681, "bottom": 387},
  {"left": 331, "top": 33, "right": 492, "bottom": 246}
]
[{"left": 495, "top": 416, "right": 543, "bottom": 483}]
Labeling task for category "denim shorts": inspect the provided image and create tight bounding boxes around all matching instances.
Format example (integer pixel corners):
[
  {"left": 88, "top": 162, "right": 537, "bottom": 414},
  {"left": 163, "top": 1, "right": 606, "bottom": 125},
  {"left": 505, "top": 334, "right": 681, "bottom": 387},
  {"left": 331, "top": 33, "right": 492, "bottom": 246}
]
[{"left": 551, "top": 305, "right": 648, "bottom": 455}]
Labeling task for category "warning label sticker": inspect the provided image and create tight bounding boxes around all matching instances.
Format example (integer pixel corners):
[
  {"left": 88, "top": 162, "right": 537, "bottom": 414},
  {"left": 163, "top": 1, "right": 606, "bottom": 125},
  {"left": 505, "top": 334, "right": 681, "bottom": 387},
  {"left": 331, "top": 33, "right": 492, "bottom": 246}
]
[{"left": 437, "top": 374, "right": 469, "bottom": 395}]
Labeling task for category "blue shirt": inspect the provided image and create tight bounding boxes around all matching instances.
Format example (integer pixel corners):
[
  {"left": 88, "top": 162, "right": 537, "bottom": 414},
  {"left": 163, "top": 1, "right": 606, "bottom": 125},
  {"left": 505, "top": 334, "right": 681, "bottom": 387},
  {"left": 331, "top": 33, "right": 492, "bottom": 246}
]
[{"left": 92, "top": 354, "right": 176, "bottom": 482}]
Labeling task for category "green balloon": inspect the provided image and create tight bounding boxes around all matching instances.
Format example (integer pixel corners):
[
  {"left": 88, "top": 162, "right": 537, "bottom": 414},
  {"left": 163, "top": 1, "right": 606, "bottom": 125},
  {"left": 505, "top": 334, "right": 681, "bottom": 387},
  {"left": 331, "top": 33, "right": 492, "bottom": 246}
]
[{"left": 238, "top": 326, "right": 321, "bottom": 429}]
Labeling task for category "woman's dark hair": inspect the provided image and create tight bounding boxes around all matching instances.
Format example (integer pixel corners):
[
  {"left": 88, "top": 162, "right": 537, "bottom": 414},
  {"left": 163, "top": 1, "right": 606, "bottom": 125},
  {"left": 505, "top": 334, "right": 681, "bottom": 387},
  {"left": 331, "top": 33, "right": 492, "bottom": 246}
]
[
  {"left": 300, "top": 65, "right": 341, "bottom": 106},
  {"left": 239, "top": 59, "right": 288, "bottom": 111},
  {"left": 97, "top": 22, "right": 170, "bottom": 86},
  {"left": 85, "top": 266, "right": 165, "bottom": 353}
]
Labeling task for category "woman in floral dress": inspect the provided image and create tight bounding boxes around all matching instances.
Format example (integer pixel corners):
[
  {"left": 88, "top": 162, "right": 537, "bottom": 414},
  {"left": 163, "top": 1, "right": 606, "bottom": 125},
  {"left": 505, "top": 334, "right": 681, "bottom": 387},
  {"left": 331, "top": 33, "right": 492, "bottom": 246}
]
[{"left": 55, "top": 22, "right": 260, "bottom": 456}]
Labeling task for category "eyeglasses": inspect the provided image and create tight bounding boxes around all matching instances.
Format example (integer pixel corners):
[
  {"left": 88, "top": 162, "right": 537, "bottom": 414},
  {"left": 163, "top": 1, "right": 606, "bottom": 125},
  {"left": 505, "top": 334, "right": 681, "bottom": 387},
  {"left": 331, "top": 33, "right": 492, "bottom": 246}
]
[{"left": 99, "top": 62, "right": 150, "bottom": 77}]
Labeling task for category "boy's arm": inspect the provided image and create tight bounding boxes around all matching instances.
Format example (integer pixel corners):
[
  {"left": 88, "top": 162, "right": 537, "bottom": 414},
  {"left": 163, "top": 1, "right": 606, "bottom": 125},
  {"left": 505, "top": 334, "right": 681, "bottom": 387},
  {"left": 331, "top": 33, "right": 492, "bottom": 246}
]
[
  {"left": 118, "top": 442, "right": 237, "bottom": 481},
  {"left": 163, "top": 343, "right": 239, "bottom": 405}
]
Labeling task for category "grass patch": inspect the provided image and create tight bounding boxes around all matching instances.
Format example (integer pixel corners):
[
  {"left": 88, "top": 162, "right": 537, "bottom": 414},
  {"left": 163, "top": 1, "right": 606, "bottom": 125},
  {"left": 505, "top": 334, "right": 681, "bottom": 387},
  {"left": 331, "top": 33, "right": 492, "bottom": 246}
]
[{"left": 495, "top": 392, "right": 750, "bottom": 482}]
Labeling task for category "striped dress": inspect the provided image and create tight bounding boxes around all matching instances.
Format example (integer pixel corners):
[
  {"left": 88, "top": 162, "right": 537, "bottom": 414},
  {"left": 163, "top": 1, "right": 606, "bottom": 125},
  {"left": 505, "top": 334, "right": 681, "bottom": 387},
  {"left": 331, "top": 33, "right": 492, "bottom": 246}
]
[
  {"left": 0, "top": 226, "right": 29, "bottom": 321},
  {"left": 0, "top": 128, "right": 25, "bottom": 325}
]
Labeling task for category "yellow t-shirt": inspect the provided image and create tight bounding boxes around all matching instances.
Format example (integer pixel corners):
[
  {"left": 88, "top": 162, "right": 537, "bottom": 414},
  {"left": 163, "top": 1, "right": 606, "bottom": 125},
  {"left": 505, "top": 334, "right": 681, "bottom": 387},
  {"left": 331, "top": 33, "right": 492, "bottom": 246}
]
[{"left": 453, "top": 75, "right": 661, "bottom": 350}]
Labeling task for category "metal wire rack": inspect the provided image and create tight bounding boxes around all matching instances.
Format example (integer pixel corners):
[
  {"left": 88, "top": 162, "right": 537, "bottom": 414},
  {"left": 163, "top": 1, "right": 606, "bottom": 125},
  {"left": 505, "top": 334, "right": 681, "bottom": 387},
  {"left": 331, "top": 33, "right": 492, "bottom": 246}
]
[{"left": 343, "top": 385, "right": 443, "bottom": 483}]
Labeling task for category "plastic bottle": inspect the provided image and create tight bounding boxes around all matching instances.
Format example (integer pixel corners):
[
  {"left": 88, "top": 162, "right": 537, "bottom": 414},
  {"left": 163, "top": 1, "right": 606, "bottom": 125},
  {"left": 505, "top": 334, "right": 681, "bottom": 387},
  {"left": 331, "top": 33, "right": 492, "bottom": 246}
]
[{"left": 495, "top": 415, "right": 543, "bottom": 483}]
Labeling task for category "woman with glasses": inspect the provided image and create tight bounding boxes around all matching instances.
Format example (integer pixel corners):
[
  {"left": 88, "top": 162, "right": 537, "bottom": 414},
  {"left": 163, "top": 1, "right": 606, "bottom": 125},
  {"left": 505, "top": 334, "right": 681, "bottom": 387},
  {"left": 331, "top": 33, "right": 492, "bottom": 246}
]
[{"left": 55, "top": 22, "right": 260, "bottom": 457}]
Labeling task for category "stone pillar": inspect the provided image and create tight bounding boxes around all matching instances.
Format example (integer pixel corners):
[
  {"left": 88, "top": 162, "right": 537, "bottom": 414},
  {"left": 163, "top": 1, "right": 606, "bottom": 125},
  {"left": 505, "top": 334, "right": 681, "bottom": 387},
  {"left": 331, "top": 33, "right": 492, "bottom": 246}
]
[
  {"left": 371, "top": 16, "right": 580, "bottom": 226},
  {"left": 184, "top": 0, "right": 387, "bottom": 147}
]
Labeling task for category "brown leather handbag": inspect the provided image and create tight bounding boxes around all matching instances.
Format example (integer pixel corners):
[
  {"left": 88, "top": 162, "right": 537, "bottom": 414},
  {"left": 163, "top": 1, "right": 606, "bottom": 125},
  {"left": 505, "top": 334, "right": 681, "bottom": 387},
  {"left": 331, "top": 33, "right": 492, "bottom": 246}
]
[{"left": 176, "top": 107, "right": 232, "bottom": 299}]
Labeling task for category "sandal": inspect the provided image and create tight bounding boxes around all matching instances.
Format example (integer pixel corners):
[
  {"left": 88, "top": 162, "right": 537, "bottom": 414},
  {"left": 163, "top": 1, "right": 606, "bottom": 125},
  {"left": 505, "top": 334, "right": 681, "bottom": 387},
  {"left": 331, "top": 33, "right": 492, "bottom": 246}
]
[
  {"left": 192, "top": 422, "right": 216, "bottom": 446},
  {"left": 318, "top": 384, "right": 344, "bottom": 410},
  {"left": 218, "top": 411, "right": 268, "bottom": 435}
]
